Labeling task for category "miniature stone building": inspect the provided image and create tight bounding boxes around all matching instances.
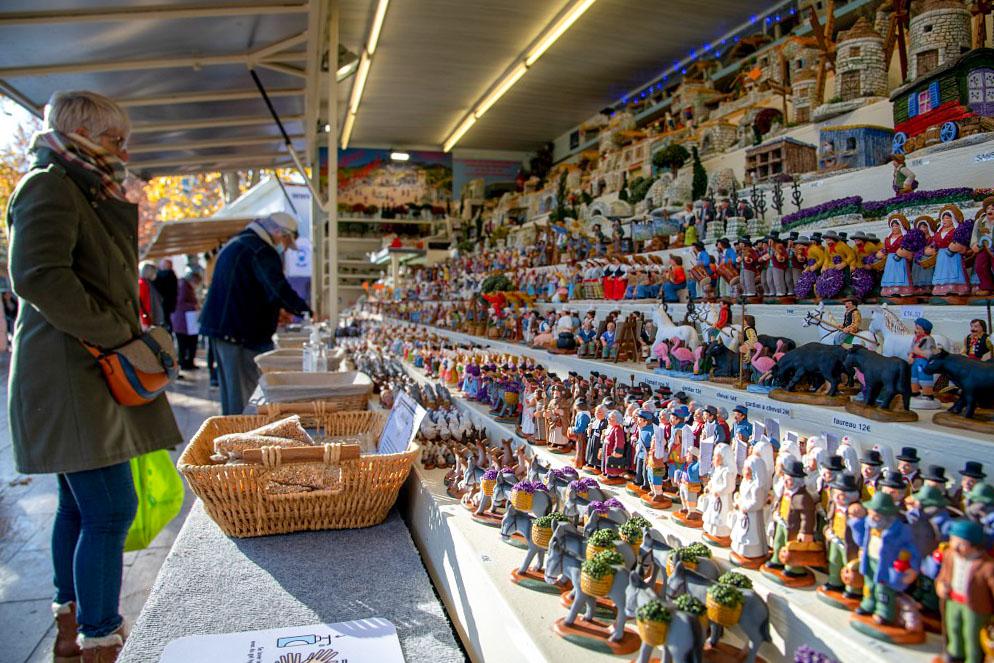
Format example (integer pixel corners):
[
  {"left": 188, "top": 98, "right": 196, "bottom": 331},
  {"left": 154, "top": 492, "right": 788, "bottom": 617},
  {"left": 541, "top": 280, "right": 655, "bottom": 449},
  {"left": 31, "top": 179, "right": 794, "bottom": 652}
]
[
  {"left": 908, "top": 0, "right": 972, "bottom": 81},
  {"left": 834, "top": 16, "right": 889, "bottom": 101}
]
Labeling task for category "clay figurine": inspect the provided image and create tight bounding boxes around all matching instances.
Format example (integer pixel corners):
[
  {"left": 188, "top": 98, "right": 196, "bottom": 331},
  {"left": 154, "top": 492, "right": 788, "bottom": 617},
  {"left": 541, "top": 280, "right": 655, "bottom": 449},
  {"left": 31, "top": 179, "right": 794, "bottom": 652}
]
[
  {"left": 702, "top": 444, "right": 736, "bottom": 546},
  {"left": 763, "top": 458, "right": 819, "bottom": 588},
  {"left": 731, "top": 455, "right": 771, "bottom": 569},
  {"left": 847, "top": 492, "right": 924, "bottom": 643},
  {"left": 935, "top": 519, "right": 994, "bottom": 663},
  {"left": 818, "top": 472, "right": 864, "bottom": 609}
]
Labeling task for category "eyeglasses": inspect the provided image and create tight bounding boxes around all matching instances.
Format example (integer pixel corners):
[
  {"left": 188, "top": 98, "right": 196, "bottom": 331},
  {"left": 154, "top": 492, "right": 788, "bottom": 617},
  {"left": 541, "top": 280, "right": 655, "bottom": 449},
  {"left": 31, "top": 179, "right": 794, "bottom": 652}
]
[{"left": 100, "top": 132, "right": 128, "bottom": 151}]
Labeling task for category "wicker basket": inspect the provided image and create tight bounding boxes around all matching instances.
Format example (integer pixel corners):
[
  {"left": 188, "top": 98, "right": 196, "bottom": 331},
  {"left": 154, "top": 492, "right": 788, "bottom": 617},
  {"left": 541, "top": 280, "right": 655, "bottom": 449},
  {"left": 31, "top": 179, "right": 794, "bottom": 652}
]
[
  {"left": 178, "top": 413, "right": 416, "bottom": 537},
  {"left": 706, "top": 595, "right": 743, "bottom": 627},
  {"left": 510, "top": 490, "right": 534, "bottom": 511},
  {"left": 531, "top": 523, "right": 553, "bottom": 549},
  {"left": 580, "top": 570, "right": 615, "bottom": 597},
  {"left": 586, "top": 543, "right": 612, "bottom": 561},
  {"left": 255, "top": 348, "right": 346, "bottom": 374},
  {"left": 481, "top": 479, "right": 496, "bottom": 496},
  {"left": 666, "top": 556, "right": 698, "bottom": 576},
  {"left": 636, "top": 618, "right": 669, "bottom": 647},
  {"left": 257, "top": 395, "right": 371, "bottom": 421}
]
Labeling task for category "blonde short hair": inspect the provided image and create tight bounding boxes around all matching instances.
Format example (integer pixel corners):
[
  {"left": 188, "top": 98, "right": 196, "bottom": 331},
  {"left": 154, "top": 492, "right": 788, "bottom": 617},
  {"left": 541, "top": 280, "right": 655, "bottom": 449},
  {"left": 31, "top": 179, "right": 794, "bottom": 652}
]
[{"left": 44, "top": 90, "right": 130, "bottom": 139}]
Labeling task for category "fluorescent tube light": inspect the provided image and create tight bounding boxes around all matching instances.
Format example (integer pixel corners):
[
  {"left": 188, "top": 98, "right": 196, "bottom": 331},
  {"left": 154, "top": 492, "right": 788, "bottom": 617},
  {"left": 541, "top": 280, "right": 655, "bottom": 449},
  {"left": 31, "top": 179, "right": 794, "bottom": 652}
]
[
  {"left": 340, "top": 111, "right": 356, "bottom": 150},
  {"left": 475, "top": 62, "right": 528, "bottom": 118},
  {"left": 349, "top": 51, "right": 370, "bottom": 114},
  {"left": 443, "top": 115, "right": 476, "bottom": 153},
  {"left": 336, "top": 60, "right": 358, "bottom": 81},
  {"left": 390, "top": 151, "right": 410, "bottom": 161},
  {"left": 367, "top": 0, "right": 390, "bottom": 55},
  {"left": 525, "top": 0, "right": 596, "bottom": 67}
]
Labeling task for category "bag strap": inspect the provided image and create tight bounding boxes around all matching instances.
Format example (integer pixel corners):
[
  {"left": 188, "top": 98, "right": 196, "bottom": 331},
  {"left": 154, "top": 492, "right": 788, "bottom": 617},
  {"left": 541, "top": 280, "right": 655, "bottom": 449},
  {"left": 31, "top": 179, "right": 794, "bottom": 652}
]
[{"left": 140, "top": 330, "right": 178, "bottom": 378}]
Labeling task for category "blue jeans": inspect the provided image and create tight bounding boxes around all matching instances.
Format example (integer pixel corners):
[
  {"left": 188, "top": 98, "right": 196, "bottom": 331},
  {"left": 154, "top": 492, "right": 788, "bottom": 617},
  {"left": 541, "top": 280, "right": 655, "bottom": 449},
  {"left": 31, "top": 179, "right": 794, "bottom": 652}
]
[
  {"left": 911, "top": 357, "right": 933, "bottom": 386},
  {"left": 53, "top": 462, "right": 137, "bottom": 637}
]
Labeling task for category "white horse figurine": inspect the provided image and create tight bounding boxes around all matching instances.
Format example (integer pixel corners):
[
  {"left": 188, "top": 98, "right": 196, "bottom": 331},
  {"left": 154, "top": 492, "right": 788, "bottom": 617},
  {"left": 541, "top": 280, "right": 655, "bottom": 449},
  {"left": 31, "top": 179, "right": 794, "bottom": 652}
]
[
  {"left": 867, "top": 304, "right": 950, "bottom": 358},
  {"left": 690, "top": 301, "right": 741, "bottom": 351},
  {"left": 650, "top": 303, "right": 701, "bottom": 366}
]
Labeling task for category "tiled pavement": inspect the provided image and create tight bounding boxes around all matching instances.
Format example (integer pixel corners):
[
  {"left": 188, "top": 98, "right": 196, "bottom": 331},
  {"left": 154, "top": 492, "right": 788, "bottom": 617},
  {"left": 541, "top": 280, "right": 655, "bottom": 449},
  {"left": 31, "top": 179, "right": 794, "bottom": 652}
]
[{"left": 0, "top": 353, "right": 219, "bottom": 663}]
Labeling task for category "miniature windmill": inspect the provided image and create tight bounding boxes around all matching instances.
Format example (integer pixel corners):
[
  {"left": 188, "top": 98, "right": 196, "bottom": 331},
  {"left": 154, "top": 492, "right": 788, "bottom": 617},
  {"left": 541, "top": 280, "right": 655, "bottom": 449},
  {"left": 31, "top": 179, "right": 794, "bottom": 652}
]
[
  {"left": 808, "top": 0, "right": 838, "bottom": 104},
  {"left": 881, "top": 0, "right": 912, "bottom": 81}
]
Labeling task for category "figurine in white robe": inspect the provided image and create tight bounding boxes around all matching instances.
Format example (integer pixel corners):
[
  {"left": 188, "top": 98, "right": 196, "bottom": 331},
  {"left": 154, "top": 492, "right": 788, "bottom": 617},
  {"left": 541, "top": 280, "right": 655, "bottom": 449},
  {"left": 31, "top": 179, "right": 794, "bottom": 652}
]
[
  {"left": 731, "top": 454, "right": 770, "bottom": 561},
  {"left": 703, "top": 444, "right": 737, "bottom": 540}
]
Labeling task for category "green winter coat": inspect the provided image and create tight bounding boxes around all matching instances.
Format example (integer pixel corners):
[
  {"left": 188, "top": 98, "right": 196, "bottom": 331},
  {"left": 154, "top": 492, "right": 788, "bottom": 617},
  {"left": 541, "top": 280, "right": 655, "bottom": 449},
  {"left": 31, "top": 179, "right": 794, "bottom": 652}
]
[{"left": 6, "top": 148, "right": 181, "bottom": 474}]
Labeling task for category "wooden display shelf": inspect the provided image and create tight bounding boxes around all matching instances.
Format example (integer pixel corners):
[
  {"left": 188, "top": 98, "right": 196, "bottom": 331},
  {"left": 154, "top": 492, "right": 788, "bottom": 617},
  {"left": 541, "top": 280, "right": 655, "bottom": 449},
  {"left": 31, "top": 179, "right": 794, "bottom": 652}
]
[{"left": 399, "top": 364, "right": 944, "bottom": 663}]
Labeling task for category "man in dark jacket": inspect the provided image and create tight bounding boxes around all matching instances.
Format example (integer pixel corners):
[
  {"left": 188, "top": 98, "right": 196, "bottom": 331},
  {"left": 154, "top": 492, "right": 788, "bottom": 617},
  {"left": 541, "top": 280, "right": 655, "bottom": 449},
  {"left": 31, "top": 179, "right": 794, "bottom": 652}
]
[
  {"left": 199, "top": 213, "right": 311, "bottom": 414},
  {"left": 153, "top": 259, "right": 178, "bottom": 331}
]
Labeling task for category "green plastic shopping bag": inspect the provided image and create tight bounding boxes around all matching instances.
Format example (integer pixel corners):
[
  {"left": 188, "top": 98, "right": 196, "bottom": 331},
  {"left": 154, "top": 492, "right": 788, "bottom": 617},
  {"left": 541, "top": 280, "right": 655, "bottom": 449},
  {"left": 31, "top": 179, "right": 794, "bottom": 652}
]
[{"left": 125, "top": 449, "right": 185, "bottom": 552}]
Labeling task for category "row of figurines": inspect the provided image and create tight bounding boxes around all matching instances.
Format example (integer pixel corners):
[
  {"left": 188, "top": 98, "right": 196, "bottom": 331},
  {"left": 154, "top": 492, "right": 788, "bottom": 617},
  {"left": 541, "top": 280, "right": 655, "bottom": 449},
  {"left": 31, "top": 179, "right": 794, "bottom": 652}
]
[
  {"left": 393, "top": 199, "right": 994, "bottom": 304},
  {"left": 410, "top": 369, "right": 993, "bottom": 657},
  {"left": 372, "top": 314, "right": 993, "bottom": 425}
]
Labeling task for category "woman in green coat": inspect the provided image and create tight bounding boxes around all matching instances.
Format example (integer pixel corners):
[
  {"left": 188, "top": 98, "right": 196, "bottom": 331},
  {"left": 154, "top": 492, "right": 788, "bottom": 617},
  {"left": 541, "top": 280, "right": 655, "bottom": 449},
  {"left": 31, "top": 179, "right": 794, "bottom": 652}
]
[{"left": 7, "top": 90, "right": 181, "bottom": 662}]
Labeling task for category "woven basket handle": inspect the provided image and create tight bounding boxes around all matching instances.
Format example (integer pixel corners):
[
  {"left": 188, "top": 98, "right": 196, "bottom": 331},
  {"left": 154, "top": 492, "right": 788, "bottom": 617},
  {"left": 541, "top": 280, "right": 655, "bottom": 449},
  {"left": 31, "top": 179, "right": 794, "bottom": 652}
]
[{"left": 241, "top": 443, "right": 360, "bottom": 466}]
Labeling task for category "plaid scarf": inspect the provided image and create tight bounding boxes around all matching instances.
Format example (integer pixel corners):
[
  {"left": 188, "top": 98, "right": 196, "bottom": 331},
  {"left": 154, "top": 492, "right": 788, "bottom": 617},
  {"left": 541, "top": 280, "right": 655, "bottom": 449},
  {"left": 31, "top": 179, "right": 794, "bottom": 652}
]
[{"left": 30, "top": 130, "right": 129, "bottom": 202}]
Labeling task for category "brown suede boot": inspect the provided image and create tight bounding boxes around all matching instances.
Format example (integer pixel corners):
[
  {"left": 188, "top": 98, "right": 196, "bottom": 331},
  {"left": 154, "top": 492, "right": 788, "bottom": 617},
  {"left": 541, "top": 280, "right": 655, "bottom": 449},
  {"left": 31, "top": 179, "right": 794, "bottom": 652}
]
[
  {"left": 53, "top": 602, "right": 81, "bottom": 663},
  {"left": 79, "top": 624, "right": 127, "bottom": 663}
]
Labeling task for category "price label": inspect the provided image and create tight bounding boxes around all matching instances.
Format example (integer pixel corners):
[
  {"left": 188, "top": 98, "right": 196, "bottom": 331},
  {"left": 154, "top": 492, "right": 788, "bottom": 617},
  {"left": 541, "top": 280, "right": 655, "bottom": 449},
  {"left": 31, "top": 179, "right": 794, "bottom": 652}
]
[
  {"left": 715, "top": 390, "right": 739, "bottom": 403},
  {"left": 900, "top": 306, "right": 924, "bottom": 321},
  {"left": 832, "top": 415, "right": 872, "bottom": 434},
  {"left": 976, "top": 151, "right": 994, "bottom": 163}
]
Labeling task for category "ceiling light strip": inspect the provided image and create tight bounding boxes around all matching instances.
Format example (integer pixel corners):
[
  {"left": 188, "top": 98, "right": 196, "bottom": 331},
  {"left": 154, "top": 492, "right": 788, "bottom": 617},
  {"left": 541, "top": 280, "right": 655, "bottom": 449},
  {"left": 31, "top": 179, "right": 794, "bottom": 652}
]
[
  {"left": 341, "top": 0, "right": 389, "bottom": 149},
  {"left": 442, "top": 0, "right": 596, "bottom": 152},
  {"left": 524, "top": 0, "right": 596, "bottom": 67}
]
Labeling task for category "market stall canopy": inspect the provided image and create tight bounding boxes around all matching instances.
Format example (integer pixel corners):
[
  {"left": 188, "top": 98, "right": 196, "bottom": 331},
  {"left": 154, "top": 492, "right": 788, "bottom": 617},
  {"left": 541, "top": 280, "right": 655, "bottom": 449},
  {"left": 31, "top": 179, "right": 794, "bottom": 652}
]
[
  {"left": 337, "top": 0, "right": 781, "bottom": 150},
  {"left": 0, "top": 1, "right": 346, "bottom": 177},
  {"left": 142, "top": 216, "right": 252, "bottom": 260}
]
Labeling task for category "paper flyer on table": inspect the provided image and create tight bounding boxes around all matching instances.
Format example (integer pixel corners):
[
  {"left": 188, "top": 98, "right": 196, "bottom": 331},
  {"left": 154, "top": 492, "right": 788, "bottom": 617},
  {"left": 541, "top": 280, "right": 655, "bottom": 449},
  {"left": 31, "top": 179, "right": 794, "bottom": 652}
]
[
  {"left": 378, "top": 391, "right": 427, "bottom": 455},
  {"left": 159, "top": 618, "right": 404, "bottom": 663}
]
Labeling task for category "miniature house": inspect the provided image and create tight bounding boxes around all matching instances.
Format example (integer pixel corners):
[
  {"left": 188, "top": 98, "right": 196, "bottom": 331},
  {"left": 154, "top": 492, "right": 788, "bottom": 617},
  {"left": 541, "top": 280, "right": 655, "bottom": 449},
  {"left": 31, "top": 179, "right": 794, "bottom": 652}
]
[
  {"left": 908, "top": 0, "right": 972, "bottom": 81},
  {"left": 834, "top": 16, "right": 889, "bottom": 101},
  {"left": 818, "top": 125, "right": 895, "bottom": 170},
  {"left": 744, "top": 137, "right": 818, "bottom": 183},
  {"left": 781, "top": 37, "right": 823, "bottom": 122}
]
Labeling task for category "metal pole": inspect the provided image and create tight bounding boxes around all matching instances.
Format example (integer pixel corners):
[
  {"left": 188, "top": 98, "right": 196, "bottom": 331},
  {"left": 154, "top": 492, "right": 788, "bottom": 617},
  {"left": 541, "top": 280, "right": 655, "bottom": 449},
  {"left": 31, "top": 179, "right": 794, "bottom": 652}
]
[{"left": 326, "top": 0, "right": 340, "bottom": 325}]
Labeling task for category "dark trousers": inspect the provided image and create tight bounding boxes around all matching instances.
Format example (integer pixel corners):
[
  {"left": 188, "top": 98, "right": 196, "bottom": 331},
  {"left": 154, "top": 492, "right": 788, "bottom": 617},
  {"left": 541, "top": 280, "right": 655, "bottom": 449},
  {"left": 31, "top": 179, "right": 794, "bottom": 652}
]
[
  {"left": 214, "top": 339, "right": 271, "bottom": 414},
  {"left": 53, "top": 462, "right": 137, "bottom": 637},
  {"left": 176, "top": 333, "right": 198, "bottom": 369}
]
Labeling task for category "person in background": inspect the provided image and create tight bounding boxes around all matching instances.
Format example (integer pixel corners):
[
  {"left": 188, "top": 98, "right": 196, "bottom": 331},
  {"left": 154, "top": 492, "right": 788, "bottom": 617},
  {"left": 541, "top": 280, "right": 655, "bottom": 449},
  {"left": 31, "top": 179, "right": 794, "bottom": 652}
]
[
  {"left": 2, "top": 290, "right": 17, "bottom": 348},
  {"left": 7, "top": 89, "right": 181, "bottom": 662},
  {"left": 137, "top": 261, "right": 164, "bottom": 330},
  {"left": 153, "top": 259, "right": 178, "bottom": 332},
  {"left": 199, "top": 213, "right": 312, "bottom": 414},
  {"left": 171, "top": 268, "right": 203, "bottom": 371}
]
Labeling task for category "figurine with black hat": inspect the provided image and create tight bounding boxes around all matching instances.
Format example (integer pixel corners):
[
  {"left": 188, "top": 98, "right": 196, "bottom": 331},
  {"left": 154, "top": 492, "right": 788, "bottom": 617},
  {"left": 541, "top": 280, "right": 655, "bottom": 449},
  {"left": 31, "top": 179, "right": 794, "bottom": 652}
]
[
  {"left": 877, "top": 470, "right": 911, "bottom": 507},
  {"left": 847, "top": 492, "right": 924, "bottom": 643},
  {"left": 818, "top": 472, "right": 865, "bottom": 610},
  {"left": 628, "top": 409, "right": 656, "bottom": 498},
  {"left": 859, "top": 450, "right": 885, "bottom": 501},
  {"left": 952, "top": 462, "right": 989, "bottom": 513},
  {"left": 817, "top": 455, "right": 848, "bottom": 512},
  {"left": 935, "top": 519, "right": 994, "bottom": 662},
  {"left": 570, "top": 398, "right": 592, "bottom": 470},
  {"left": 895, "top": 447, "right": 924, "bottom": 493},
  {"left": 763, "top": 457, "right": 820, "bottom": 588},
  {"left": 583, "top": 402, "right": 609, "bottom": 473}
]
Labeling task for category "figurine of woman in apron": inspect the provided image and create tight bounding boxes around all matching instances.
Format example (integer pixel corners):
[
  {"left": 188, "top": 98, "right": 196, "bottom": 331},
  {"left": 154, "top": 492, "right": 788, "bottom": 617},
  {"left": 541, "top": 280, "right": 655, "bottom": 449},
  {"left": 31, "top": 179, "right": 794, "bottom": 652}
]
[
  {"left": 879, "top": 214, "right": 914, "bottom": 297},
  {"left": 912, "top": 216, "right": 936, "bottom": 295},
  {"left": 703, "top": 444, "right": 737, "bottom": 545},
  {"left": 928, "top": 204, "right": 971, "bottom": 297}
]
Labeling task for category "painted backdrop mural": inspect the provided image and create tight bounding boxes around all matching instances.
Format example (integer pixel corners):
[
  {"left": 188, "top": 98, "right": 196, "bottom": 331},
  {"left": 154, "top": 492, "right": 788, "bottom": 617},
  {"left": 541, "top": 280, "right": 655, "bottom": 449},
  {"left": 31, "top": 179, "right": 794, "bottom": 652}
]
[{"left": 336, "top": 148, "right": 452, "bottom": 210}]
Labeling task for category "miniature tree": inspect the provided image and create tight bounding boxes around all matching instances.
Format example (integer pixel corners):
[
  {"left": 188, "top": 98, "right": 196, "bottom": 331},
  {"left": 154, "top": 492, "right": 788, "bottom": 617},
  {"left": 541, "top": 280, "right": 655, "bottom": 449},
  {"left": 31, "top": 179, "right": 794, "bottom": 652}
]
[
  {"left": 691, "top": 146, "right": 708, "bottom": 201},
  {"left": 729, "top": 184, "right": 740, "bottom": 211},
  {"left": 771, "top": 178, "right": 785, "bottom": 217},
  {"left": 652, "top": 144, "right": 690, "bottom": 177},
  {"left": 791, "top": 176, "right": 804, "bottom": 211}
]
